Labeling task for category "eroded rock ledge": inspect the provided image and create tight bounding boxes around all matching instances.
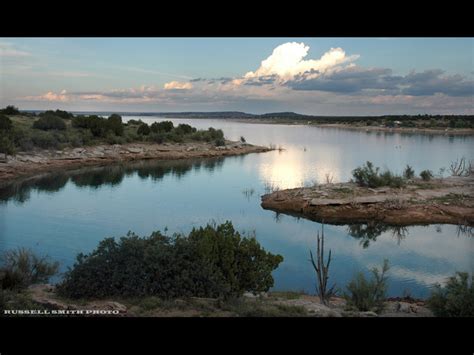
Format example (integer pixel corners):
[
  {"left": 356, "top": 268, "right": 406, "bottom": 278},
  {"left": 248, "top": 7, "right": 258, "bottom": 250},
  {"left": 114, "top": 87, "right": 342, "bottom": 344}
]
[
  {"left": 261, "top": 176, "right": 474, "bottom": 226},
  {"left": 0, "top": 141, "right": 270, "bottom": 186}
]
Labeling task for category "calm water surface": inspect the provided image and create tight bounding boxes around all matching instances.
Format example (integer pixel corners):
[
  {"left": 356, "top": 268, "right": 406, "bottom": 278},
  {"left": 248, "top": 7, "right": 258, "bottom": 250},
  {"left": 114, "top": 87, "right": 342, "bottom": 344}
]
[{"left": 1, "top": 118, "right": 473, "bottom": 298}]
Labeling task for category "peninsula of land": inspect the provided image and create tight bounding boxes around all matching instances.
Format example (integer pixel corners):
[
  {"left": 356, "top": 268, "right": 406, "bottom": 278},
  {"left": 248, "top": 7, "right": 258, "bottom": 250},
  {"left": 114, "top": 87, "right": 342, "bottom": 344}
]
[{"left": 261, "top": 176, "right": 474, "bottom": 226}]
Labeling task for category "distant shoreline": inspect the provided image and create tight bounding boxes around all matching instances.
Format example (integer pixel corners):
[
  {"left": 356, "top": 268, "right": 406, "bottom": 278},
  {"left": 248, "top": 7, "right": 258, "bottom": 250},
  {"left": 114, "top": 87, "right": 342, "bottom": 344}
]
[{"left": 226, "top": 118, "right": 474, "bottom": 135}]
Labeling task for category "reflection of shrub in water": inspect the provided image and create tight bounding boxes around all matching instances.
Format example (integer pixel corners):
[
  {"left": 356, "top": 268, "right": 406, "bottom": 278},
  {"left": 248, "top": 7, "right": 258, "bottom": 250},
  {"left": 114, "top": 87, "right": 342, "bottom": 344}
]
[
  {"left": 0, "top": 158, "right": 226, "bottom": 204},
  {"left": 0, "top": 172, "right": 69, "bottom": 204},
  {"left": 456, "top": 224, "right": 473, "bottom": 237},
  {"left": 71, "top": 167, "right": 125, "bottom": 189},
  {"left": 347, "top": 223, "right": 409, "bottom": 248}
]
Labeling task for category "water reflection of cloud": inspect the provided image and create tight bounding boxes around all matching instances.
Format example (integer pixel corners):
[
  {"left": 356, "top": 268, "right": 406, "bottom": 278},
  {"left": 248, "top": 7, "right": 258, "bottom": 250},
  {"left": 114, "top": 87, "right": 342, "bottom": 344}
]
[
  {"left": 258, "top": 145, "right": 344, "bottom": 189},
  {"left": 388, "top": 265, "right": 451, "bottom": 287}
]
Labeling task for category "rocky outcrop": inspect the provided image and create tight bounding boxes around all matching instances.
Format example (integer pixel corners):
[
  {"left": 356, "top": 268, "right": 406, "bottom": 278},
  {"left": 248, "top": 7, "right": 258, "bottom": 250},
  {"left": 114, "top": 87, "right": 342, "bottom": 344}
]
[{"left": 261, "top": 176, "right": 474, "bottom": 226}]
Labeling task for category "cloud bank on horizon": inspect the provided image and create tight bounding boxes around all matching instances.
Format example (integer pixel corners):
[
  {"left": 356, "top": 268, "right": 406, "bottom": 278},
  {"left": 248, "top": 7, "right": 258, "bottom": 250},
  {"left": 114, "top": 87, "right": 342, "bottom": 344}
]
[{"left": 2, "top": 41, "right": 473, "bottom": 114}]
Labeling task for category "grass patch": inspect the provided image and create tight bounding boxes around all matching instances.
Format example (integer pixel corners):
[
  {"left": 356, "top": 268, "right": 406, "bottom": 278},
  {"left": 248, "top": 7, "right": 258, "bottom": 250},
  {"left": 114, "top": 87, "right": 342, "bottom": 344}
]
[
  {"left": 269, "top": 291, "right": 305, "bottom": 300},
  {"left": 219, "top": 298, "right": 307, "bottom": 317},
  {"left": 429, "top": 193, "right": 470, "bottom": 204}
]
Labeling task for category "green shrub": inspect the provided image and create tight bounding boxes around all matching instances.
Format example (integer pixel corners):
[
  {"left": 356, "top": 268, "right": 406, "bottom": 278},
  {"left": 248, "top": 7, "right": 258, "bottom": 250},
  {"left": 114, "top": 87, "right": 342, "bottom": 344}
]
[
  {"left": 240, "top": 136, "right": 246, "bottom": 143},
  {"left": 107, "top": 114, "right": 124, "bottom": 136},
  {"left": 427, "top": 272, "right": 474, "bottom": 317},
  {"left": 208, "top": 127, "right": 224, "bottom": 140},
  {"left": 352, "top": 162, "right": 405, "bottom": 188},
  {"left": 56, "top": 222, "right": 283, "bottom": 300},
  {"left": 72, "top": 115, "right": 111, "bottom": 137},
  {"left": 32, "top": 115, "right": 67, "bottom": 131},
  {"left": 40, "top": 109, "right": 74, "bottom": 119},
  {"left": 175, "top": 123, "right": 195, "bottom": 135},
  {"left": 344, "top": 259, "right": 390, "bottom": 313},
  {"left": 187, "top": 222, "right": 283, "bottom": 298},
  {"left": 420, "top": 170, "right": 433, "bottom": 181},
  {"left": 105, "top": 133, "right": 126, "bottom": 145},
  {"left": 149, "top": 133, "right": 165, "bottom": 144},
  {"left": 0, "top": 105, "right": 20, "bottom": 115},
  {"left": 126, "top": 119, "right": 143, "bottom": 126},
  {"left": 352, "top": 161, "right": 381, "bottom": 187},
  {"left": 215, "top": 138, "right": 226, "bottom": 146},
  {"left": 150, "top": 121, "right": 174, "bottom": 133},
  {"left": 379, "top": 171, "right": 405, "bottom": 188},
  {"left": 0, "top": 136, "right": 15, "bottom": 158},
  {"left": 137, "top": 123, "right": 151, "bottom": 136},
  {"left": 403, "top": 165, "right": 415, "bottom": 179},
  {"left": 0, "top": 248, "right": 59, "bottom": 290},
  {"left": 0, "top": 114, "right": 13, "bottom": 131},
  {"left": 166, "top": 131, "right": 184, "bottom": 143},
  {"left": 30, "top": 131, "right": 61, "bottom": 149}
]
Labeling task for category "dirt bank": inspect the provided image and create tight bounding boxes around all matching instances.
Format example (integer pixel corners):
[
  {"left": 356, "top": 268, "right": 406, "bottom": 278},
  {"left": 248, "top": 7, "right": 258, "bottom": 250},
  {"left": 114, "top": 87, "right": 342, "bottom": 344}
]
[
  {"left": 0, "top": 141, "right": 271, "bottom": 186},
  {"left": 261, "top": 176, "right": 474, "bottom": 226},
  {"left": 17, "top": 284, "right": 432, "bottom": 317}
]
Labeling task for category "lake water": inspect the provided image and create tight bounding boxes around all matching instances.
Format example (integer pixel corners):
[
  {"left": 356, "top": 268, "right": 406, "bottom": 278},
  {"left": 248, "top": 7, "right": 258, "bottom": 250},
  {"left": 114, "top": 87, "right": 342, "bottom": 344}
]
[{"left": 1, "top": 118, "right": 473, "bottom": 298}]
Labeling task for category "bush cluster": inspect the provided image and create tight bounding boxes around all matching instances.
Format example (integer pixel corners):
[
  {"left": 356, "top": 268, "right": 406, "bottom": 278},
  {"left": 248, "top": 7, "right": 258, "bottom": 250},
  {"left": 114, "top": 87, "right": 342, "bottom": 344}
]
[
  {"left": 33, "top": 115, "right": 67, "bottom": 131},
  {"left": 352, "top": 161, "right": 406, "bottom": 188},
  {"left": 39, "top": 109, "right": 74, "bottom": 120},
  {"left": 0, "top": 105, "right": 20, "bottom": 115},
  {"left": 426, "top": 272, "right": 474, "bottom": 317},
  {"left": 56, "top": 222, "right": 283, "bottom": 300},
  {"left": 150, "top": 121, "right": 174, "bottom": 133},
  {"left": 72, "top": 114, "right": 124, "bottom": 137},
  {"left": 0, "top": 248, "right": 59, "bottom": 291}
]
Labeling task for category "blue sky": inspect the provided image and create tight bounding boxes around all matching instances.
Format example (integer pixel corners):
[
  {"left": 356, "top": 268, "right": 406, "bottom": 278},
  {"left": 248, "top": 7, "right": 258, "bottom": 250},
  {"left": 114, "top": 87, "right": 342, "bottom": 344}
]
[{"left": 1, "top": 38, "right": 473, "bottom": 114}]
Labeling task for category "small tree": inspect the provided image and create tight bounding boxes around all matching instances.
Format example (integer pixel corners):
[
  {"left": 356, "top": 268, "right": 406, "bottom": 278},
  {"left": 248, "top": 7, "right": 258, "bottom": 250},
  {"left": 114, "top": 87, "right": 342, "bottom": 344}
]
[
  {"left": 403, "top": 165, "right": 415, "bottom": 179},
  {"left": 449, "top": 157, "right": 471, "bottom": 177},
  {"left": 420, "top": 170, "right": 433, "bottom": 181},
  {"left": 309, "top": 224, "right": 336, "bottom": 305}
]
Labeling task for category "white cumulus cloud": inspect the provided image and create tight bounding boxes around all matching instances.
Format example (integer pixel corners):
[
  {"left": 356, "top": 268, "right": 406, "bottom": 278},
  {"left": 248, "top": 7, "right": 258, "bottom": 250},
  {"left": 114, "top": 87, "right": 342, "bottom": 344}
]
[
  {"left": 164, "top": 81, "right": 193, "bottom": 90},
  {"left": 244, "top": 42, "right": 359, "bottom": 82}
]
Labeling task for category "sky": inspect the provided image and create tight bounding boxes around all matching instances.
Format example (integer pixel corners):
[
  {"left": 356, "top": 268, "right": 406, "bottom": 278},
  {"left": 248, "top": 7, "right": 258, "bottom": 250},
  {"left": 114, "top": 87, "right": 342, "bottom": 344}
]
[{"left": 1, "top": 38, "right": 473, "bottom": 115}]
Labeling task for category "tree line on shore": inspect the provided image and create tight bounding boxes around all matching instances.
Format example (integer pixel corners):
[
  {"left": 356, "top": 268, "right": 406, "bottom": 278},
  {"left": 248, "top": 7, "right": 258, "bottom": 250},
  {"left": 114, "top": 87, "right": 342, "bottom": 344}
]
[{"left": 0, "top": 106, "right": 226, "bottom": 158}]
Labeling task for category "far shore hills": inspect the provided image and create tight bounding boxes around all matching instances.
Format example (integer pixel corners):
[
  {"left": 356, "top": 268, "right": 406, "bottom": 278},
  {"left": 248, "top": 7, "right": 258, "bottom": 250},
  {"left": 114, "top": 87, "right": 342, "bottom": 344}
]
[{"left": 22, "top": 110, "right": 474, "bottom": 135}]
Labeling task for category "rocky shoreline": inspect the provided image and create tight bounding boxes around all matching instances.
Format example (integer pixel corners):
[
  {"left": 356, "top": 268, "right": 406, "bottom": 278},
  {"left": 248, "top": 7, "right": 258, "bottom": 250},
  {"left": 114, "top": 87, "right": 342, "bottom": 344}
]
[
  {"left": 0, "top": 141, "right": 271, "bottom": 186},
  {"left": 261, "top": 176, "right": 474, "bottom": 226}
]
